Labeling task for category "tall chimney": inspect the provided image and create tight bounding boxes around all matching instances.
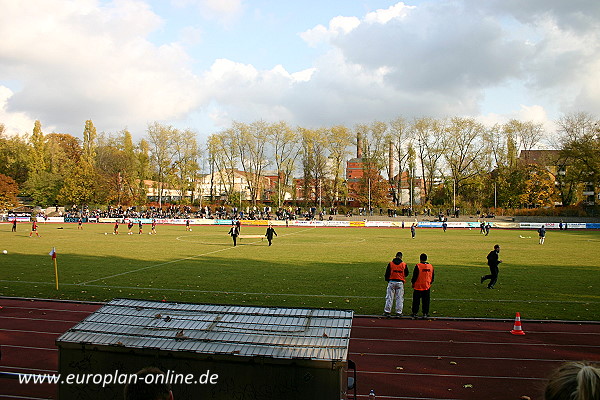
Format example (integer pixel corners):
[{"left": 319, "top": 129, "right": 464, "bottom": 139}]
[
  {"left": 388, "top": 141, "right": 394, "bottom": 180},
  {"left": 357, "top": 133, "right": 363, "bottom": 159}
]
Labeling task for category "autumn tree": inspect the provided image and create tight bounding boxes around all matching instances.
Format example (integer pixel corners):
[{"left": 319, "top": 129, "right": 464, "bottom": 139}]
[
  {"left": 29, "top": 120, "right": 46, "bottom": 174},
  {"left": 57, "top": 121, "right": 101, "bottom": 207},
  {"left": 519, "top": 164, "right": 557, "bottom": 207},
  {"left": 45, "top": 133, "right": 81, "bottom": 176},
  {"left": 0, "top": 128, "right": 30, "bottom": 185},
  {"left": 0, "top": 173, "right": 19, "bottom": 208},
  {"left": 23, "top": 120, "right": 57, "bottom": 206},
  {"left": 556, "top": 112, "right": 600, "bottom": 206}
]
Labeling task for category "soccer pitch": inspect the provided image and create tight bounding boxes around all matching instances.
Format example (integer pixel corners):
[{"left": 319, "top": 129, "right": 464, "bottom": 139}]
[{"left": 1, "top": 222, "right": 599, "bottom": 321}]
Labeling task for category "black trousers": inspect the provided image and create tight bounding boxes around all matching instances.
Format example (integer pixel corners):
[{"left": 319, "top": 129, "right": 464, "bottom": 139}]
[
  {"left": 482, "top": 265, "right": 499, "bottom": 288},
  {"left": 412, "top": 289, "right": 431, "bottom": 315}
]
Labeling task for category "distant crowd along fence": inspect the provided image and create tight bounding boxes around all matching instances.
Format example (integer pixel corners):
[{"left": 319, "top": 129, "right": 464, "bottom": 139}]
[{"left": 6, "top": 216, "right": 599, "bottom": 229}]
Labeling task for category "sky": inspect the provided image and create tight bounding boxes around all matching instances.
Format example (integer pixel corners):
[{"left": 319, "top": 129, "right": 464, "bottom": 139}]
[{"left": 1, "top": 0, "right": 599, "bottom": 145}]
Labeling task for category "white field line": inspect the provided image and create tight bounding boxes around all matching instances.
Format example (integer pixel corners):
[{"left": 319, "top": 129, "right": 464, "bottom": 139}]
[
  {"left": 0, "top": 279, "right": 598, "bottom": 304},
  {"left": 77, "top": 227, "right": 318, "bottom": 285}
]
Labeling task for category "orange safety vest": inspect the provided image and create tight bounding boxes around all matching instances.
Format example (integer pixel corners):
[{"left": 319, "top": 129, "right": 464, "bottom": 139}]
[
  {"left": 389, "top": 261, "right": 407, "bottom": 282},
  {"left": 413, "top": 262, "right": 434, "bottom": 291}
]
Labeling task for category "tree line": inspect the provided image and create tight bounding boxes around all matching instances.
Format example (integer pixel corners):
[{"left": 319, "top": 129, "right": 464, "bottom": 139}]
[{"left": 0, "top": 112, "right": 598, "bottom": 212}]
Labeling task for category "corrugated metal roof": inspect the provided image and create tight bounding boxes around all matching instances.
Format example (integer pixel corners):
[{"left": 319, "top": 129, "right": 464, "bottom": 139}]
[{"left": 57, "top": 299, "right": 353, "bottom": 362}]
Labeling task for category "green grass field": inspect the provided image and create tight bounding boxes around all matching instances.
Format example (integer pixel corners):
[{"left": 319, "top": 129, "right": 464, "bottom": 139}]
[{"left": 1, "top": 222, "right": 599, "bottom": 321}]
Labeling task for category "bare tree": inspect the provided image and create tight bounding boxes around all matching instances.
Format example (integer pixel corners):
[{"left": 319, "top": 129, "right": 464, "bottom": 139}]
[
  {"left": 172, "top": 129, "right": 200, "bottom": 203},
  {"left": 443, "top": 117, "right": 487, "bottom": 196},
  {"left": 326, "top": 125, "right": 352, "bottom": 207},
  {"left": 413, "top": 117, "right": 446, "bottom": 204},
  {"left": 268, "top": 121, "right": 300, "bottom": 209},
  {"left": 233, "top": 121, "right": 270, "bottom": 205},
  {"left": 147, "top": 122, "right": 176, "bottom": 207},
  {"left": 503, "top": 119, "right": 545, "bottom": 161},
  {"left": 299, "top": 127, "right": 328, "bottom": 208},
  {"left": 206, "top": 129, "right": 239, "bottom": 200},
  {"left": 389, "top": 116, "right": 413, "bottom": 205}
]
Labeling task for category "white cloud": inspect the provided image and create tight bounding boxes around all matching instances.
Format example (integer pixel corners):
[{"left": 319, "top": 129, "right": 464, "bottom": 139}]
[
  {"left": 364, "top": 2, "right": 414, "bottom": 24},
  {"left": 300, "top": 16, "right": 361, "bottom": 48},
  {"left": 172, "top": 0, "right": 244, "bottom": 26},
  {"left": 0, "top": 0, "right": 202, "bottom": 136},
  {"left": 0, "top": 86, "right": 37, "bottom": 136}
]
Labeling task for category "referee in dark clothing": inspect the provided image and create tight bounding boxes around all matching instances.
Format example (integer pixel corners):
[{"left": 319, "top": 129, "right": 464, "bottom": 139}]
[{"left": 481, "top": 244, "right": 502, "bottom": 289}]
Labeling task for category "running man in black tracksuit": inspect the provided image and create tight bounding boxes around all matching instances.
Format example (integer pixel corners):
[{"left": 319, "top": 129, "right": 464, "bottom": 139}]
[{"left": 481, "top": 244, "right": 502, "bottom": 289}]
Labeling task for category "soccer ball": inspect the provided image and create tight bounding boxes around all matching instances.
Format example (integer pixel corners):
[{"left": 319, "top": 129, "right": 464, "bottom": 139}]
[
  {"left": 189, "top": 229, "right": 192, "bottom": 232},
  {"left": 105, "top": 232, "right": 108, "bottom": 235},
  {"left": 2, "top": 250, "right": 7, "bottom": 254}
]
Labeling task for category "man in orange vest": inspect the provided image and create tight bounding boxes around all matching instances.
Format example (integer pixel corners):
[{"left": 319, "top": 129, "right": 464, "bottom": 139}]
[
  {"left": 384, "top": 251, "right": 410, "bottom": 317},
  {"left": 411, "top": 253, "right": 434, "bottom": 319}
]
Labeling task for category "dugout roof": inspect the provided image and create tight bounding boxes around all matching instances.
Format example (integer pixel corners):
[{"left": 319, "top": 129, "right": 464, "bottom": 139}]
[{"left": 57, "top": 298, "right": 353, "bottom": 362}]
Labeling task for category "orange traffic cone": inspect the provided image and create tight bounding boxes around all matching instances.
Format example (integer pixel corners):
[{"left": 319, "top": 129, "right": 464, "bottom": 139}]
[{"left": 510, "top": 312, "right": 526, "bottom": 335}]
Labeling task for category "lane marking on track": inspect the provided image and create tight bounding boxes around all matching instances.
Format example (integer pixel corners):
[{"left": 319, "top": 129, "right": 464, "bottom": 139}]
[
  {"left": 0, "top": 366, "right": 57, "bottom": 373},
  {"left": 0, "top": 328, "right": 65, "bottom": 335},
  {"left": 350, "top": 325, "right": 600, "bottom": 335},
  {"left": 78, "top": 228, "right": 318, "bottom": 285},
  {"left": 348, "top": 351, "right": 579, "bottom": 363},
  {"left": 1, "top": 344, "right": 57, "bottom": 352},
  {"left": 0, "top": 306, "right": 97, "bottom": 314},
  {"left": 0, "top": 395, "right": 56, "bottom": 400},
  {"left": 355, "top": 370, "right": 547, "bottom": 381},
  {"left": 352, "top": 337, "right": 600, "bottom": 348},
  {"left": 0, "top": 315, "right": 89, "bottom": 324}
]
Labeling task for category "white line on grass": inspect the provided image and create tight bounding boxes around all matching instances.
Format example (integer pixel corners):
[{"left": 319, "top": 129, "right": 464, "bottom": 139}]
[
  {"left": 1, "top": 280, "right": 598, "bottom": 304},
  {"left": 78, "top": 227, "right": 318, "bottom": 285}
]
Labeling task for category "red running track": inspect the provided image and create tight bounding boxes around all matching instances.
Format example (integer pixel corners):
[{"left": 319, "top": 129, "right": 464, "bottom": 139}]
[{"left": 1, "top": 298, "right": 599, "bottom": 400}]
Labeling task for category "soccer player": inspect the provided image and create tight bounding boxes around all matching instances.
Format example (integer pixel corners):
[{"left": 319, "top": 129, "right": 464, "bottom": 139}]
[
  {"left": 151, "top": 219, "right": 157, "bottom": 234},
  {"left": 29, "top": 220, "right": 40, "bottom": 237},
  {"left": 538, "top": 225, "right": 546, "bottom": 244}
]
